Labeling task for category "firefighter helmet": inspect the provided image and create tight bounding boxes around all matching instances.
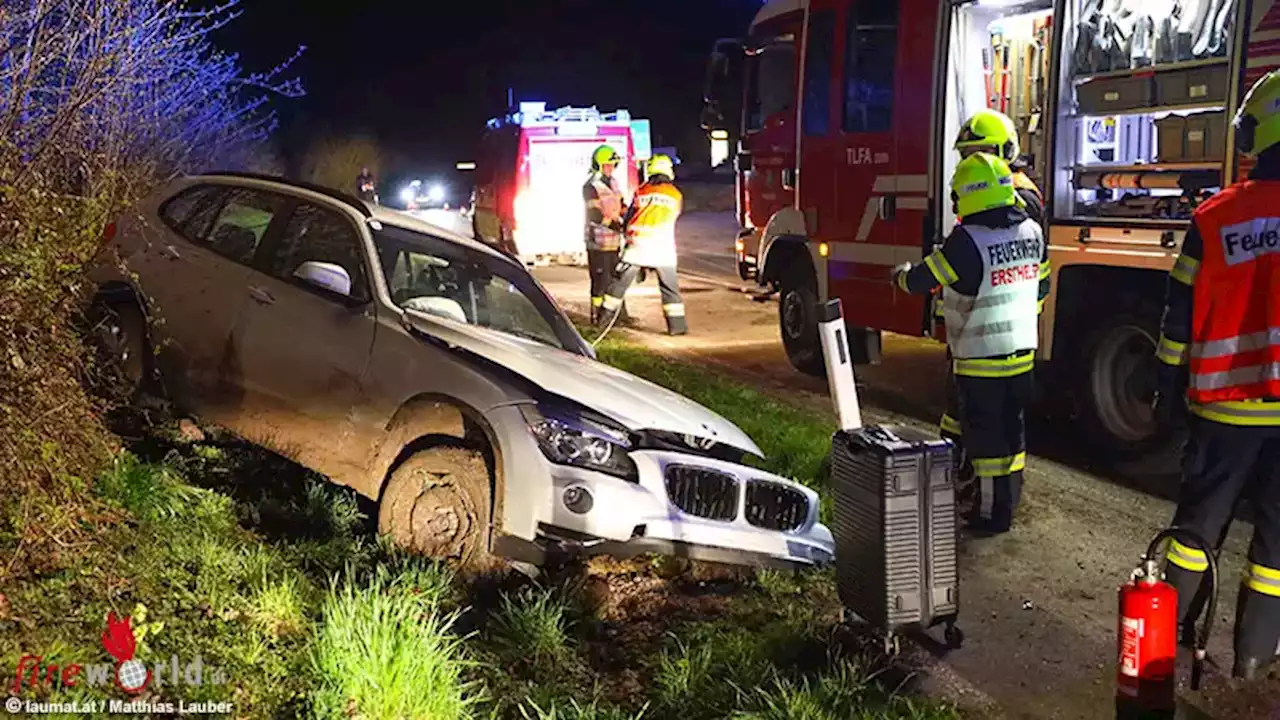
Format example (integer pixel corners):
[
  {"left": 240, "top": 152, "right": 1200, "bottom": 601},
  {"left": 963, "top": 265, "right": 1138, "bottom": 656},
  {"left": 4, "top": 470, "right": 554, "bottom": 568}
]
[
  {"left": 951, "top": 152, "right": 1016, "bottom": 218},
  {"left": 592, "top": 145, "right": 621, "bottom": 170},
  {"left": 647, "top": 154, "right": 675, "bottom": 179},
  {"left": 955, "top": 109, "right": 1021, "bottom": 162},
  {"left": 1235, "top": 69, "right": 1280, "bottom": 156}
]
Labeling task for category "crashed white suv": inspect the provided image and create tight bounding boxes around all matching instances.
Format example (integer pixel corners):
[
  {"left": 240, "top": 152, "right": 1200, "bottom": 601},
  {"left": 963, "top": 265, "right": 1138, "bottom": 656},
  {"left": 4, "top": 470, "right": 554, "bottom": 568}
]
[{"left": 84, "top": 173, "right": 834, "bottom": 570}]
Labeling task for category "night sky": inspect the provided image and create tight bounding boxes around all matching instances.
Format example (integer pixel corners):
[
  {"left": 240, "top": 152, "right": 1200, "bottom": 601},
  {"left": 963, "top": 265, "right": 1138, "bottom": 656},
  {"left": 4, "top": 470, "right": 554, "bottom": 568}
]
[{"left": 217, "top": 0, "right": 761, "bottom": 188}]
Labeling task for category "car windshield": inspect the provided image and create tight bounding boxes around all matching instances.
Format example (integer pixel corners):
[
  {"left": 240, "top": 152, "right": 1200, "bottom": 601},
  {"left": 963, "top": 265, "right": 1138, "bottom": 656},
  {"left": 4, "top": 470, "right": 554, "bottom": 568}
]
[{"left": 372, "top": 223, "right": 577, "bottom": 352}]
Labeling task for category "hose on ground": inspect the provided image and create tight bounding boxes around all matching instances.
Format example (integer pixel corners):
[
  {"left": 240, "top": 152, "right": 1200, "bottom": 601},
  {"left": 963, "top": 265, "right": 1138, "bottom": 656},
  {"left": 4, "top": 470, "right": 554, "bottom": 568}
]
[{"left": 589, "top": 304, "right": 624, "bottom": 348}]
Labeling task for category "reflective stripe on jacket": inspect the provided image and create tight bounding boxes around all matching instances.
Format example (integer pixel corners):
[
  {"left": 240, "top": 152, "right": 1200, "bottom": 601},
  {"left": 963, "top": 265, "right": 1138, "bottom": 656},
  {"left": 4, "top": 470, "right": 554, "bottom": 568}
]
[
  {"left": 1185, "top": 181, "right": 1280, "bottom": 404},
  {"left": 622, "top": 181, "right": 682, "bottom": 268},
  {"left": 584, "top": 174, "right": 624, "bottom": 251},
  {"left": 942, "top": 219, "right": 1043, "bottom": 359}
]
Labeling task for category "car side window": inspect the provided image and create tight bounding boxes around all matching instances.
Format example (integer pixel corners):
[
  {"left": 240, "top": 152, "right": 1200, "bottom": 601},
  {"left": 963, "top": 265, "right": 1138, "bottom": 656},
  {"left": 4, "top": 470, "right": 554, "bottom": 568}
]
[
  {"left": 268, "top": 203, "right": 371, "bottom": 303},
  {"left": 202, "top": 188, "right": 287, "bottom": 265},
  {"left": 159, "top": 185, "right": 222, "bottom": 232},
  {"left": 158, "top": 185, "right": 227, "bottom": 241}
]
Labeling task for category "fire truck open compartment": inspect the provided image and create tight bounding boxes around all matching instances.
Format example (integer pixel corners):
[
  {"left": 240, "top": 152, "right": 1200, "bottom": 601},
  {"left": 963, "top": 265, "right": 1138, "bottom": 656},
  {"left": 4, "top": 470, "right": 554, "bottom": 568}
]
[
  {"left": 943, "top": 0, "right": 1237, "bottom": 226},
  {"left": 942, "top": 0, "right": 1055, "bottom": 231},
  {"left": 1054, "top": 0, "right": 1237, "bottom": 224}
]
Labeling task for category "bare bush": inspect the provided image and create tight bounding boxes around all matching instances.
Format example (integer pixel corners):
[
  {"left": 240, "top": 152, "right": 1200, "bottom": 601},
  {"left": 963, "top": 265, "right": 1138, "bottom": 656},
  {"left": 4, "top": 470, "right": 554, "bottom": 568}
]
[
  {"left": 0, "top": 0, "right": 303, "bottom": 580},
  {"left": 300, "top": 133, "right": 387, "bottom": 194}
]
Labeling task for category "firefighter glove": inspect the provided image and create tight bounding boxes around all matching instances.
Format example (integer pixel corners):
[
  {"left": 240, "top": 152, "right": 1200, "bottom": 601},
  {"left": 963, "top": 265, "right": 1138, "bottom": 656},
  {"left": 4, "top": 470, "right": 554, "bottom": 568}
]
[{"left": 891, "top": 261, "right": 912, "bottom": 285}]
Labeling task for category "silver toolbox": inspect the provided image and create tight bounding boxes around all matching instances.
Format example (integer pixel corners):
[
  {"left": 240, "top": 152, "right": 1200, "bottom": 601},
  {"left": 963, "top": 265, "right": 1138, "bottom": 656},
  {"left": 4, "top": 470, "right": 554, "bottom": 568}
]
[{"left": 831, "top": 424, "right": 962, "bottom": 652}]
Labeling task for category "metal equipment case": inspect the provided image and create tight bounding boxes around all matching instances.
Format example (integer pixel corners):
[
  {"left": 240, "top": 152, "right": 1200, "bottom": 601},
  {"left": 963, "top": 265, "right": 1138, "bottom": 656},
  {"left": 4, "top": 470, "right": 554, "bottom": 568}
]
[
  {"left": 815, "top": 297, "right": 963, "bottom": 655},
  {"left": 830, "top": 425, "right": 962, "bottom": 654}
]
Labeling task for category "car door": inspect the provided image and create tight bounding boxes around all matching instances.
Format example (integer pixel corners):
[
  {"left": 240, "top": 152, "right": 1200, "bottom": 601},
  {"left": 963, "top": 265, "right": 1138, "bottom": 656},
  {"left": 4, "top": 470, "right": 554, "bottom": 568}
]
[
  {"left": 232, "top": 198, "right": 378, "bottom": 481},
  {"left": 131, "top": 183, "right": 278, "bottom": 407}
]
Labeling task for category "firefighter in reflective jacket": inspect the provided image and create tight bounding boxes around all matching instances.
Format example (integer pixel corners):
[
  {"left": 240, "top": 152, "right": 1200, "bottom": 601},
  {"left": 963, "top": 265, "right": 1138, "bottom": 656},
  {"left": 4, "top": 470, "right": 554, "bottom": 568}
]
[
  {"left": 601, "top": 154, "right": 687, "bottom": 335},
  {"left": 894, "top": 152, "right": 1048, "bottom": 534},
  {"left": 584, "top": 145, "right": 627, "bottom": 324},
  {"left": 1153, "top": 69, "right": 1280, "bottom": 679},
  {"left": 939, "top": 109, "right": 1048, "bottom": 497}
]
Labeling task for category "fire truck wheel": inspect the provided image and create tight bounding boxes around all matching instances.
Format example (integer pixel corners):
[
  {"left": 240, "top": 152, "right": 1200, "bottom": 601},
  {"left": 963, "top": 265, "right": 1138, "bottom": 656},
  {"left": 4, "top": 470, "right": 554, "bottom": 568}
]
[
  {"left": 778, "top": 263, "right": 825, "bottom": 377},
  {"left": 1075, "top": 312, "right": 1183, "bottom": 462}
]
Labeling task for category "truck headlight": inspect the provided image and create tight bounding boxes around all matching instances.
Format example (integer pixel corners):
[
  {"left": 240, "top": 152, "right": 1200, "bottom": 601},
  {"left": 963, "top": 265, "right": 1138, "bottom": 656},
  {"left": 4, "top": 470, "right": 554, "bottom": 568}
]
[{"left": 520, "top": 403, "right": 637, "bottom": 481}]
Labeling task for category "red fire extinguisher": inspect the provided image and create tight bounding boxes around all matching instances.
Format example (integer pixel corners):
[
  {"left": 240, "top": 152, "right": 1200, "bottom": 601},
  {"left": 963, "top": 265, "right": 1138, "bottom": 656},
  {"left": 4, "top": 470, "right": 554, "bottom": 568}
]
[{"left": 1115, "top": 527, "right": 1219, "bottom": 719}]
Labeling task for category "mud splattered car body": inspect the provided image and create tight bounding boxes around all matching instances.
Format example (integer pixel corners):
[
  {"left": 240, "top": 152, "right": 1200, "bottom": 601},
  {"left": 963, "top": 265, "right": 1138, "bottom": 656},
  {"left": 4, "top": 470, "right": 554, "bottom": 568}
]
[{"left": 84, "top": 173, "right": 835, "bottom": 569}]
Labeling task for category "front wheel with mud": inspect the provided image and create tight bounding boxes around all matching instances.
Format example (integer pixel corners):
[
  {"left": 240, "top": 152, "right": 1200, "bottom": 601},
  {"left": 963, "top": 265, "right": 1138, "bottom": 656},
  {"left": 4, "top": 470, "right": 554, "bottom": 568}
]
[{"left": 378, "top": 445, "right": 499, "bottom": 573}]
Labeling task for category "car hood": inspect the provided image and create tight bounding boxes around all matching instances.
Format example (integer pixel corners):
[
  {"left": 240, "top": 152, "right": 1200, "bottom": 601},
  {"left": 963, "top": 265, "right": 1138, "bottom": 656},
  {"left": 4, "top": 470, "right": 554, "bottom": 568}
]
[{"left": 402, "top": 310, "right": 763, "bottom": 458}]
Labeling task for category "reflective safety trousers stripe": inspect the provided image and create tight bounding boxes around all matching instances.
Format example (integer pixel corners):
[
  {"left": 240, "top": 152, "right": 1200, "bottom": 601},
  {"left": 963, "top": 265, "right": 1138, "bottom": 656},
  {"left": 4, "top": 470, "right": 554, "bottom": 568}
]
[
  {"left": 972, "top": 452, "right": 1026, "bottom": 477},
  {"left": 1245, "top": 562, "right": 1280, "bottom": 597},
  {"left": 1167, "top": 538, "right": 1209, "bottom": 572},
  {"left": 953, "top": 351, "right": 1035, "bottom": 378}
]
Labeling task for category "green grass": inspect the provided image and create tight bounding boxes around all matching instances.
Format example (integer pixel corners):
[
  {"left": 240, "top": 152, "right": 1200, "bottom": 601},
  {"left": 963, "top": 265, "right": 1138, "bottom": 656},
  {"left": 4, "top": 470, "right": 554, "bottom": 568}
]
[
  {"left": 0, "top": 334, "right": 960, "bottom": 719},
  {"left": 311, "top": 563, "right": 482, "bottom": 720}
]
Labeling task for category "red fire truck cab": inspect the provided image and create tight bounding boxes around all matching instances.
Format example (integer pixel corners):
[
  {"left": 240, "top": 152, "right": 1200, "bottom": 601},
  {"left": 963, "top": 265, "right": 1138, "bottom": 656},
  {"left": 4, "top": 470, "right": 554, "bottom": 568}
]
[
  {"left": 703, "top": 0, "right": 1273, "bottom": 461},
  {"left": 471, "top": 102, "right": 641, "bottom": 267}
]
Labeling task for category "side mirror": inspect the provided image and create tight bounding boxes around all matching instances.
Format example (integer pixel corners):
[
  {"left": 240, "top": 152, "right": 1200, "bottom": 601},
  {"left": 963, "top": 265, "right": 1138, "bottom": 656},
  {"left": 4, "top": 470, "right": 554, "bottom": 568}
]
[
  {"left": 734, "top": 151, "right": 753, "bottom": 173},
  {"left": 294, "top": 261, "right": 352, "bottom": 298}
]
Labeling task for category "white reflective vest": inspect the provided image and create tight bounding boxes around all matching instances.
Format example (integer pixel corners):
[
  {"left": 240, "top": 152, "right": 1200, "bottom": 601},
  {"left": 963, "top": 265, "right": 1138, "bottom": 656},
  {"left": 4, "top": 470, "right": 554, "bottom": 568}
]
[{"left": 942, "top": 219, "right": 1043, "bottom": 359}]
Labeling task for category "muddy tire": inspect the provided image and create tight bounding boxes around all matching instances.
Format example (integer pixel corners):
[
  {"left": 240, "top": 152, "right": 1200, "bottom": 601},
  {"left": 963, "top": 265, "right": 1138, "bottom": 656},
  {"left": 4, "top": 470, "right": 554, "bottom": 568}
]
[
  {"left": 778, "top": 260, "right": 825, "bottom": 377},
  {"left": 378, "top": 446, "right": 499, "bottom": 573},
  {"left": 1074, "top": 312, "right": 1184, "bottom": 462},
  {"left": 88, "top": 298, "right": 151, "bottom": 401}
]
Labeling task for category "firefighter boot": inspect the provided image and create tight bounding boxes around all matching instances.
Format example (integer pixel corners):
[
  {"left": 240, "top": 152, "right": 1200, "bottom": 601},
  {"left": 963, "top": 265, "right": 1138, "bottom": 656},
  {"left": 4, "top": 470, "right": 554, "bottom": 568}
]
[
  {"left": 664, "top": 312, "right": 688, "bottom": 336},
  {"left": 1232, "top": 587, "right": 1280, "bottom": 680}
]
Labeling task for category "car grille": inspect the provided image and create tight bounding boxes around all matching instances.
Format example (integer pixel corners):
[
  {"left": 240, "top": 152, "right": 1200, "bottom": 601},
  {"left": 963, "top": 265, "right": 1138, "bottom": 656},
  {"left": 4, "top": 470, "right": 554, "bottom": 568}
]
[
  {"left": 664, "top": 465, "right": 738, "bottom": 521},
  {"left": 745, "top": 480, "right": 809, "bottom": 532}
]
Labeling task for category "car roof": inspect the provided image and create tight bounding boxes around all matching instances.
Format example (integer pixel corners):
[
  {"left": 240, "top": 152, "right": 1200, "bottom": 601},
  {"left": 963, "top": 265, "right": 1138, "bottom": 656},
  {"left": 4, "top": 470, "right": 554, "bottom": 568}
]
[{"left": 181, "top": 172, "right": 518, "bottom": 267}]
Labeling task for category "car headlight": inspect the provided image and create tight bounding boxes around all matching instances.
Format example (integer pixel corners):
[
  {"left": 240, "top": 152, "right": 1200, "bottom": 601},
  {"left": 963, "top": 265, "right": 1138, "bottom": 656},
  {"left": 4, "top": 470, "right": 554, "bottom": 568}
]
[{"left": 519, "top": 403, "right": 637, "bottom": 481}]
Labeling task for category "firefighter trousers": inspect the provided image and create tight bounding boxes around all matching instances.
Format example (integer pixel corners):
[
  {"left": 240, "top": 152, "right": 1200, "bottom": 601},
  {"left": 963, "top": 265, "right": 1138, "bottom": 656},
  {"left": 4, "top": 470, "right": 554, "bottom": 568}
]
[
  {"left": 602, "top": 263, "right": 687, "bottom": 335},
  {"left": 587, "top": 249, "right": 624, "bottom": 324},
  {"left": 1162, "top": 416, "right": 1280, "bottom": 673},
  {"left": 940, "top": 348, "right": 967, "bottom": 468},
  {"left": 953, "top": 368, "right": 1033, "bottom": 533}
]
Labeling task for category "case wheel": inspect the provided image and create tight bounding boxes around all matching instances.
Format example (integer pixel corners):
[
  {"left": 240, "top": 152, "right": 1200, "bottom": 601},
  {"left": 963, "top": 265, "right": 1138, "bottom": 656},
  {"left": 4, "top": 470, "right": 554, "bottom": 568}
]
[
  {"left": 944, "top": 623, "right": 965, "bottom": 649},
  {"left": 883, "top": 634, "right": 901, "bottom": 657}
]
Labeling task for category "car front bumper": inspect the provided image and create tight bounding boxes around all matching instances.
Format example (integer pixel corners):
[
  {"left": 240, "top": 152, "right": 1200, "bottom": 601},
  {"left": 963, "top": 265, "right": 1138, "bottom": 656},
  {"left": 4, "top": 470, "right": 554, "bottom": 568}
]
[{"left": 534, "top": 449, "right": 834, "bottom": 569}]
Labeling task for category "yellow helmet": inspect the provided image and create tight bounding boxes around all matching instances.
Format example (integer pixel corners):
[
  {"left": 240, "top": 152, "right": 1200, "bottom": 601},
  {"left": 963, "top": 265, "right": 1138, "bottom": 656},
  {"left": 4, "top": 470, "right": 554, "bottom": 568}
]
[
  {"left": 955, "top": 109, "right": 1020, "bottom": 162},
  {"left": 646, "top": 154, "right": 675, "bottom": 178},
  {"left": 951, "top": 152, "right": 1016, "bottom": 218},
  {"left": 592, "top": 145, "right": 621, "bottom": 170},
  {"left": 1235, "top": 69, "right": 1280, "bottom": 157}
]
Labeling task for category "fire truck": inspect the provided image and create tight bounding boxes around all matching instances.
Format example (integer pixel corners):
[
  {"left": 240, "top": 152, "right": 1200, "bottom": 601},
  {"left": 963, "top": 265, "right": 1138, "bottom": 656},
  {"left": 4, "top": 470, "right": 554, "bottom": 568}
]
[
  {"left": 702, "top": 0, "right": 1276, "bottom": 462},
  {"left": 471, "top": 102, "right": 643, "bottom": 267}
]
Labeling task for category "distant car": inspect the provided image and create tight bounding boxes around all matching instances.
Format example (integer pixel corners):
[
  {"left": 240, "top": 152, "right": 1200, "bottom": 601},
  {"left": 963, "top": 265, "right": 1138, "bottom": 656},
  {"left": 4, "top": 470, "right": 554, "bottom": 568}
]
[
  {"left": 401, "top": 181, "right": 448, "bottom": 211},
  {"left": 83, "top": 172, "right": 834, "bottom": 571}
]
